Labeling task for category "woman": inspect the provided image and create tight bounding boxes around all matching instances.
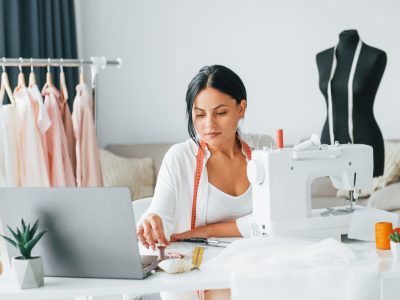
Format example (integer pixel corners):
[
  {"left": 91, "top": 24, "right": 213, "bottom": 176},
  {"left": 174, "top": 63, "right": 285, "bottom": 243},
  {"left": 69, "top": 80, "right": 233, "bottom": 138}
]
[{"left": 137, "top": 65, "right": 273, "bottom": 299}]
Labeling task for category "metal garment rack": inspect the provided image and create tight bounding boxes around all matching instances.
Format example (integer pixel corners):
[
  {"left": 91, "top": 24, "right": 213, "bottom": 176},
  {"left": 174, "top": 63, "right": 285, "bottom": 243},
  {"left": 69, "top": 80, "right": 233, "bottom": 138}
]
[{"left": 0, "top": 57, "right": 122, "bottom": 130}]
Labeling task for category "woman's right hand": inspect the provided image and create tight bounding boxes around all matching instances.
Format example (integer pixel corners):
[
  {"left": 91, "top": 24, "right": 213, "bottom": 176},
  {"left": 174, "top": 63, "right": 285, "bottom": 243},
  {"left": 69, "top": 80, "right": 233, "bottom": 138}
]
[{"left": 137, "top": 213, "right": 170, "bottom": 250}]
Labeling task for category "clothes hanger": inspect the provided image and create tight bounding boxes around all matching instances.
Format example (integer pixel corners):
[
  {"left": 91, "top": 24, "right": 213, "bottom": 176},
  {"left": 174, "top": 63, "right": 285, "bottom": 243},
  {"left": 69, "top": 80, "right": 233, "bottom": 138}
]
[
  {"left": 42, "top": 58, "right": 53, "bottom": 90},
  {"left": 28, "top": 58, "right": 36, "bottom": 88},
  {"left": 0, "top": 57, "right": 15, "bottom": 105},
  {"left": 79, "top": 59, "right": 85, "bottom": 84},
  {"left": 59, "top": 58, "right": 68, "bottom": 103},
  {"left": 14, "top": 57, "right": 27, "bottom": 94}
]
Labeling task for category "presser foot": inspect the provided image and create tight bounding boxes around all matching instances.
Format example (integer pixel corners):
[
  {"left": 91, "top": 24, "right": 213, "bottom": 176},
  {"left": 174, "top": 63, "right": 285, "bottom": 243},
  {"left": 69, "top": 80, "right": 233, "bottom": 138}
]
[{"left": 344, "top": 190, "right": 358, "bottom": 212}]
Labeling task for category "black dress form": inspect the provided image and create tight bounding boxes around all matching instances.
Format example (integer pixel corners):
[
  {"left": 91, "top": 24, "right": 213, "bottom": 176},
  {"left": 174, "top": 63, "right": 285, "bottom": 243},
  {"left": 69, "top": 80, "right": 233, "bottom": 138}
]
[{"left": 316, "top": 30, "right": 386, "bottom": 177}]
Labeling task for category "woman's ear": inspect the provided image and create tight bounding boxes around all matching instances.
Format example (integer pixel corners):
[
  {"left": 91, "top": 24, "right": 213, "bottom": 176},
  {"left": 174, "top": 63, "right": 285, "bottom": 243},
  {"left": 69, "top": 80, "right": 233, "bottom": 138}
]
[{"left": 238, "top": 99, "right": 247, "bottom": 118}]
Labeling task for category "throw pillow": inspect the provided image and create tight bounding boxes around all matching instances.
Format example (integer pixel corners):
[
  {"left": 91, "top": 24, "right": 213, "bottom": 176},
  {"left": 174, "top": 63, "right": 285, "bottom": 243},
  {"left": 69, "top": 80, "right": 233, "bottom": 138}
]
[
  {"left": 368, "top": 182, "right": 400, "bottom": 211},
  {"left": 373, "top": 141, "right": 400, "bottom": 189},
  {"left": 99, "top": 148, "right": 155, "bottom": 200}
]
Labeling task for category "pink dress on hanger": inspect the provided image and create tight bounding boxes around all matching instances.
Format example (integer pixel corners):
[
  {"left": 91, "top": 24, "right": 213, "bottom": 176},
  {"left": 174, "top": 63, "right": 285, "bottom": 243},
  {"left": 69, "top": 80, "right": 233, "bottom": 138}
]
[
  {"left": 42, "top": 85, "right": 76, "bottom": 187},
  {"left": 1, "top": 103, "right": 20, "bottom": 186},
  {"left": 72, "top": 83, "right": 103, "bottom": 187},
  {"left": 28, "top": 84, "right": 51, "bottom": 175},
  {"left": 13, "top": 86, "right": 50, "bottom": 186},
  {"left": 60, "top": 87, "right": 76, "bottom": 177}
]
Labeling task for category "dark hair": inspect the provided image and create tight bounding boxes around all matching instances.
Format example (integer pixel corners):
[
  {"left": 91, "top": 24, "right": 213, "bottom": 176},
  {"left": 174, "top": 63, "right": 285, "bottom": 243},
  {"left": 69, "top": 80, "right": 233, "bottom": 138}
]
[{"left": 186, "top": 65, "right": 247, "bottom": 144}]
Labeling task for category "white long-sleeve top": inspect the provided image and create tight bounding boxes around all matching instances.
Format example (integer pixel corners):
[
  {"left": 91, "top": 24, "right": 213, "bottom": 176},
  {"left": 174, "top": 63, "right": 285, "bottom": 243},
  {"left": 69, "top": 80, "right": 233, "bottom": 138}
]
[
  {"left": 139, "top": 133, "right": 274, "bottom": 238},
  {"left": 0, "top": 106, "right": 13, "bottom": 186}
]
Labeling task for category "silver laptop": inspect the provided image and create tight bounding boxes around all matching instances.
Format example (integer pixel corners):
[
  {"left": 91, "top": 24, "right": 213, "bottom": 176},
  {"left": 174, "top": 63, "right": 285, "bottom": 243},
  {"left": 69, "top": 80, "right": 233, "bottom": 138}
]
[{"left": 0, "top": 187, "right": 158, "bottom": 279}]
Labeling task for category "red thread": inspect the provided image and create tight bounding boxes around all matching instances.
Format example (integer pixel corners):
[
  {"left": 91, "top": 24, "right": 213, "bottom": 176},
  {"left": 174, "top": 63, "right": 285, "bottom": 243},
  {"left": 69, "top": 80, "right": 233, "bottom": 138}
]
[{"left": 276, "top": 129, "right": 284, "bottom": 149}]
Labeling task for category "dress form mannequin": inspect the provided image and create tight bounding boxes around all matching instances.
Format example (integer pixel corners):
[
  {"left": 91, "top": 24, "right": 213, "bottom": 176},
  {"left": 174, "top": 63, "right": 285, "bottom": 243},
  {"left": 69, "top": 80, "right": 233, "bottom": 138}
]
[{"left": 316, "top": 29, "right": 386, "bottom": 177}]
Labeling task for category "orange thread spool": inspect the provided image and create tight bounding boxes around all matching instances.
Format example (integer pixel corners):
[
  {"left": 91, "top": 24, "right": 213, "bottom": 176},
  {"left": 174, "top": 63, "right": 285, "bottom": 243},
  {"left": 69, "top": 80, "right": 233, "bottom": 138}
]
[
  {"left": 276, "top": 129, "right": 283, "bottom": 149},
  {"left": 375, "top": 222, "right": 393, "bottom": 250}
]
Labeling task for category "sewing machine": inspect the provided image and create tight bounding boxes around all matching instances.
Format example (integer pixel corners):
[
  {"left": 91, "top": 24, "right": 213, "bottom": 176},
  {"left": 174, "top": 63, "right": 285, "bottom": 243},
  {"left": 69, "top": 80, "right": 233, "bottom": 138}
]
[{"left": 247, "top": 142, "right": 373, "bottom": 240}]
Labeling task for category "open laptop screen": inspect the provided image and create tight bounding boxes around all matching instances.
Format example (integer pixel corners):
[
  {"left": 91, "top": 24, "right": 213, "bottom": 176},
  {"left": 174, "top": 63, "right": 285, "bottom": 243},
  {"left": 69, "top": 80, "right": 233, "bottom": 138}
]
[{"left": 0, "top": 187, "right": 155, "bottom": 279}]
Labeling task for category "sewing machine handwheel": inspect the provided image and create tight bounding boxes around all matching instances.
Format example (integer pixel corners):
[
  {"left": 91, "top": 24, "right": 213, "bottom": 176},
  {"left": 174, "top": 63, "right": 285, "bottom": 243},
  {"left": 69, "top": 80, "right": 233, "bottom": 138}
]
[{"left": 247, "top": 159, "right": 265, "bottom": 184}]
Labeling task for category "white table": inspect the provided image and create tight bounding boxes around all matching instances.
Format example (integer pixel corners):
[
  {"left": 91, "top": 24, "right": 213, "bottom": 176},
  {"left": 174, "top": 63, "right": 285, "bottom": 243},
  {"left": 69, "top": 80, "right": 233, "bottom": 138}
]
[
  {"left": 0, "top": 242, "right": 229, "bottom": 300},
  {"left": 1, "top": 239, "right": 400, "bottom": 300},
  {"left": 374, "top": 249, "right": 400, "bottom": 300}
]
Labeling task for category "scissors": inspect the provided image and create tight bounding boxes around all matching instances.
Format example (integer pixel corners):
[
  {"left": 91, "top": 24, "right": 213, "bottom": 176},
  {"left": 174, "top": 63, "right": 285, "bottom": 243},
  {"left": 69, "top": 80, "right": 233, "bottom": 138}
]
[{"left": 177, "top": 237, "right": 231, "bottom": 248}]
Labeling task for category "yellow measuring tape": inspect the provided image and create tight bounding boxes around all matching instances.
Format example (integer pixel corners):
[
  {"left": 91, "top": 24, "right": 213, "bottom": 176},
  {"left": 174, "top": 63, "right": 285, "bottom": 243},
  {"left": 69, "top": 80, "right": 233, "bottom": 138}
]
[{"left": 191, "top": 246, "right": 204, "bottom": 270}]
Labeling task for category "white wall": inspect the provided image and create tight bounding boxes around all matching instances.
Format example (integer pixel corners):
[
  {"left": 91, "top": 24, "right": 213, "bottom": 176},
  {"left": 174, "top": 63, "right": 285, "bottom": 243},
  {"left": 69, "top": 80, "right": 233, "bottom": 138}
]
[{"left": 75, "top": 0, "right": 400, "bottom": 147}]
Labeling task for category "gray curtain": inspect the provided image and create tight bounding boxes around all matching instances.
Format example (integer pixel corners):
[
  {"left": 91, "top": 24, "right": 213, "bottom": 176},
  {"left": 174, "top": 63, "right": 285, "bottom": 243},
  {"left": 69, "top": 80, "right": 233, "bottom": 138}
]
[{"left": 0, "top": 0, "right": 78, "bottom": 109}]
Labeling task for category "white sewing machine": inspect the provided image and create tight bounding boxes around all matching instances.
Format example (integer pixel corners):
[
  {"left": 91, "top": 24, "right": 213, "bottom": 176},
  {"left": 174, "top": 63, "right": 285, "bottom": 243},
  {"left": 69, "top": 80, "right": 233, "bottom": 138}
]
[{"left": 247, "top": 142, "right": 373, "bottom": 240}]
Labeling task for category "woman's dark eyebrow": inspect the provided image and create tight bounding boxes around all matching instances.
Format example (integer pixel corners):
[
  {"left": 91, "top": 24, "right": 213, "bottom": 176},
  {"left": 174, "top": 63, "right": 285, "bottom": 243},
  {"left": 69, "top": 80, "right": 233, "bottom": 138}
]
[{"left": 194, "top": 104, "right": 228, "bottom": 111}]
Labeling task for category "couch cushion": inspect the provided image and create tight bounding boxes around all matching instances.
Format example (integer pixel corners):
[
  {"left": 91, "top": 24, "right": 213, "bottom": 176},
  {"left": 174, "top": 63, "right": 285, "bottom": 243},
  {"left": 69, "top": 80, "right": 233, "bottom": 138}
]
[
  {"left": 374, "top": 141, "right": 400, "bottom": 189},
  {"left": 311, "top": 177, "right": 337, "bottom": 197},
  {"left": 99, "top": 148, "right": 155, "bottom": 200},
  {"left": 105, "top": 143, "right": 173, "bottom": 182},
  {"left": 367, "top": 182, "right": 400, "bottom": 211}
]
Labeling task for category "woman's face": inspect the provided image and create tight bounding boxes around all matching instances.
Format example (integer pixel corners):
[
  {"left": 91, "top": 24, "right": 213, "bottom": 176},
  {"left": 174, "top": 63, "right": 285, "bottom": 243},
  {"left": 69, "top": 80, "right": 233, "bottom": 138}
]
[{"left": 192, "top": 87, "right": 246, "bottom": 147}]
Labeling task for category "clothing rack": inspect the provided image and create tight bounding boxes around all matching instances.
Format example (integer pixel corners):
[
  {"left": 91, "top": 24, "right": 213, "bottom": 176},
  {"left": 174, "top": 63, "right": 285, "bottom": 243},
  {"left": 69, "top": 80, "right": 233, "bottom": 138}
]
[{"left": 0, "top": 57, "right": 122, "bottom": 130}]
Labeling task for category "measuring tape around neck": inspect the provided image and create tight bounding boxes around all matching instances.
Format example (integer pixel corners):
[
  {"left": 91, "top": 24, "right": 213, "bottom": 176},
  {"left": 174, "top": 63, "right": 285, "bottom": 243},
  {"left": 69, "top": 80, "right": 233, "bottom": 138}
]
[
  {"left": 327, "top": 39, "right": 362, "bottom": 145},
  {"left": 190, "top": 140, "right": 252, "bottom": 229}
]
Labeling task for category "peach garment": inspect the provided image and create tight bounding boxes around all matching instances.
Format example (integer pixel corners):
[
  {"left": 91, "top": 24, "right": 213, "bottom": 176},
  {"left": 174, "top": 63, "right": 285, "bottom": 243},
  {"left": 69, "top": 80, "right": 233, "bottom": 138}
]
[
  {"left": 13, "top": 87, "right": 50, "bottom": 186},
  {"left": 42, "top": 85, "right": 76, "bottom": 187},
  {"left": 71, "top": 83, "right": 103, "bottom": 187},
  {"left": 60, "top": 85, "right": 76, "bottom": 177},
  {"left": 1, "top": 104, "right": 20, "bottom": 186},
  {"left": 28, "top": 84, "right": 51, "bottom": 175}
]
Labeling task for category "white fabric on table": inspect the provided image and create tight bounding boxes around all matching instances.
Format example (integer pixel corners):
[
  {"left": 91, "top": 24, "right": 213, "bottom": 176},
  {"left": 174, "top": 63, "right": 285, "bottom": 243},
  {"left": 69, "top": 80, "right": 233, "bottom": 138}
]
[
  {"left": 348, "top": 207, "right": 399, "bottom": 241},
  {"left": 202, "top": 237, "right": 380, "bottom": 300}
]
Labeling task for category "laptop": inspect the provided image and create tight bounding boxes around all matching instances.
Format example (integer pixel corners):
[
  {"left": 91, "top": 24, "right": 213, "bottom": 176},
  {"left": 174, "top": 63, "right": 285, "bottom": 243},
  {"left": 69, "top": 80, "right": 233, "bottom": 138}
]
[{"left": 0, "top": 187, "right": 158, "bottom": 279}]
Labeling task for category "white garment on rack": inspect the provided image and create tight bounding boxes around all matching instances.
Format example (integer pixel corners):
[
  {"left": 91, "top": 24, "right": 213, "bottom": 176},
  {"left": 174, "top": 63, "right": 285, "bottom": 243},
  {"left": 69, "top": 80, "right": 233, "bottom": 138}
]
[
  {"left": 0, "top": 106, "right": 13, "bottom": 186},
  {"left": 28, "top": 84, "right": 51, "bottom": 175},
  {"left": 14, "top": 87, "right": 50, "bottom": 186},
  {"left": 2, "top": 104, "right": 20, "bottom": 186}
]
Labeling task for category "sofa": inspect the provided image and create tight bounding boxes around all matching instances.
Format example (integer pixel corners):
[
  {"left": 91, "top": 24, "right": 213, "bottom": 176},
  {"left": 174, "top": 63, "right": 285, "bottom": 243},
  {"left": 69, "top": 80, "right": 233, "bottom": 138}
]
[{"left": 102, "top": 140, "right": 400, "bottom": 218}]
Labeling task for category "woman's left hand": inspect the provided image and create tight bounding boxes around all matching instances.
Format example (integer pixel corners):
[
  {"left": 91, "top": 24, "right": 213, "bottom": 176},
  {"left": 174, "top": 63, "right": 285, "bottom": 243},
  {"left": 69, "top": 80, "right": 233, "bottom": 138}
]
[{"left": 170, "top": 226, "right": 209, "bottom": 242}]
